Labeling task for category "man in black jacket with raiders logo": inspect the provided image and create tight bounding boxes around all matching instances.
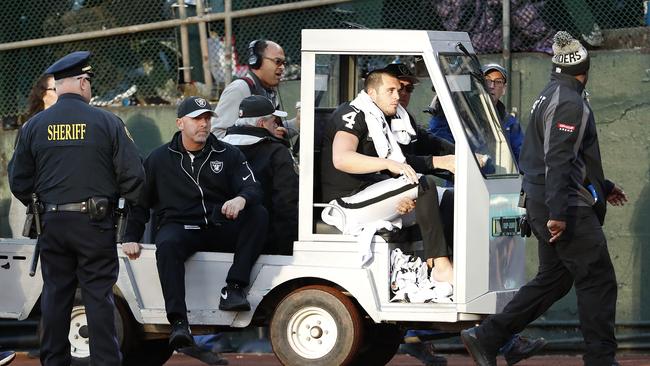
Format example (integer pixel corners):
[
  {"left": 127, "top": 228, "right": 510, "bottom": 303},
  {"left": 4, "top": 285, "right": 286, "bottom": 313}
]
[{"left": 122, "top": 96, "right": 268, "bottom": 350}]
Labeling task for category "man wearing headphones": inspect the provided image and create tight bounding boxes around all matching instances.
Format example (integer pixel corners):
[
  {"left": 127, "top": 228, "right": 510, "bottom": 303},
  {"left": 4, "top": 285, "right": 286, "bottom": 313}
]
[{"left": 211, "top": 40, "right": 286, "bottom": 139}]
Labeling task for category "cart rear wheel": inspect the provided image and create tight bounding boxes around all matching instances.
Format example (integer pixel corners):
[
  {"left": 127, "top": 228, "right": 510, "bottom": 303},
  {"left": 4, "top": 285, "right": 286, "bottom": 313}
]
[{"left": 270, "top": 285, "right": 364, "bottom": 366}]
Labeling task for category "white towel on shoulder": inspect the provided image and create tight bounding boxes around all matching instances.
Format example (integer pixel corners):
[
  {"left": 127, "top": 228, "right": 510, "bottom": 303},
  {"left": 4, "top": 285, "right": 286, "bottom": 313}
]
[
  {"left": 390, "top": 105, "right": 417, "bottom": 145},
  {"left": 349, "top": 91, "right": 407, "bottom": 163}
]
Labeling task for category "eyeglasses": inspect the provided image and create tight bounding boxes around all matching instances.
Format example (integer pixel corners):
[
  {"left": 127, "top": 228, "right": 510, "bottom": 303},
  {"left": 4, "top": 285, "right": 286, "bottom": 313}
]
[
  {"left": 263, "top": 57, "right": 287, "bottom": 67},
  {"left": 45, "top": 87, "right": 56, "bottom": 91},
  {"left": 485, "top": 78, "right": 505, "bottom": 87},
  {"left": 400, "top": 85, "right": 415, "bottom": 94},
  {"left": 76, "top": 76, "right": 92, "bottom": 83}
]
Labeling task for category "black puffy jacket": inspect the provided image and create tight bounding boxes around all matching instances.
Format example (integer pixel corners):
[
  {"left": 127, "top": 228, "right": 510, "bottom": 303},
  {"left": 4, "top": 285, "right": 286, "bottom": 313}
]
[{"left": 223, "top": 126, "right": 298, "bottom": 254}]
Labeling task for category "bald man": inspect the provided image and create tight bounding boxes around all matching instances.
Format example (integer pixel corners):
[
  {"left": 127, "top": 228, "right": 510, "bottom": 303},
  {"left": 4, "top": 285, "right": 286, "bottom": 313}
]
[{"left": 212, "top": 40, "right": 287, "bottom": 138}]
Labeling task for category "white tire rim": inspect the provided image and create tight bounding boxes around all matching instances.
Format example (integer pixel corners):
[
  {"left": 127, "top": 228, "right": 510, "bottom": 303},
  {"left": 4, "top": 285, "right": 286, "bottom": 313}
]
[
  {"left": 286, "top": 306, "right": 338, "bottom": 359},
  {"left": 69, "top": 305, "right": 90, "bottom": 358}
]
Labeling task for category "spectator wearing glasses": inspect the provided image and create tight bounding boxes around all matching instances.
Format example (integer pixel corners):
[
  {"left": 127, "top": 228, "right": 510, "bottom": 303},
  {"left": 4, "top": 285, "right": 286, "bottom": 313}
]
[
  {"left": 212, "top": 39, "right": 289, "bottom": 139},
  {"left": 428, "top": 63, "right": 524, "bottom": 163},
  {"left": 482, "top": 63, "right": 524, "bottom": 162}
]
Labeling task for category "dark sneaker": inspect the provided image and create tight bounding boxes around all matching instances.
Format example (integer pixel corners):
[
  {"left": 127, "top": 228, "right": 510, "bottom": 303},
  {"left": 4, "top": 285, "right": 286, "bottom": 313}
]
[
  {"left": 400, "top": 342, "right": 447, "bottom": 366},
  {"left": 219, "top": 283, "right": 251, "bottom": 311},
  {"left": 460, "top": 327, "right": 497, "bottom": 366},
  {"left": 0, "top": 351, "right": 16, "bottom": 366},
  {"left": 504, "top": 335, "right": 547, "bottom": 365},
  {"left": 169, "top": 319, "right": 194, "bottom": 349},
  {"left": 179, "top": 345, "right": 229, "bottom": 365}
]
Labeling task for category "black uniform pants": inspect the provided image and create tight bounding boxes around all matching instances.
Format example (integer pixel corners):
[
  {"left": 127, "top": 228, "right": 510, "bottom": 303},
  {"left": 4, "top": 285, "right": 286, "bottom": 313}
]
[
  {"left": 39, "top": 212, "right": 121, "bottom": 366},
  {"left": 476, "top": 200, "right": 618, "bottom": 366},
  {"left": 155, "top": 204, "right": 268, "bottom": 322},
  {"left": 417, "top": 175, "right": 451, "bottom": 259}
]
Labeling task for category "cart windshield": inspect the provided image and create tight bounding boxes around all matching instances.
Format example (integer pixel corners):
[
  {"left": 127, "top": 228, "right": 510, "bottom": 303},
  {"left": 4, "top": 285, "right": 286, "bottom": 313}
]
[{"left": 438, "top": 54, "right": 518, "bottom": 176}]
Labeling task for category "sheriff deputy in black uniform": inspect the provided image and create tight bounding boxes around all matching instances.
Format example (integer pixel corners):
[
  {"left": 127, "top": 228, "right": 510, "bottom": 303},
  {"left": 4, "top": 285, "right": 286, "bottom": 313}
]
[
  {"left": 461, "top": 32, "right": 628, "bottom": 366},
  {"left": 121, "top": 96, "right": 268, "bottom": 350},
  {"left": 8, "top": 51, "right": 145, "bottom": 366}
]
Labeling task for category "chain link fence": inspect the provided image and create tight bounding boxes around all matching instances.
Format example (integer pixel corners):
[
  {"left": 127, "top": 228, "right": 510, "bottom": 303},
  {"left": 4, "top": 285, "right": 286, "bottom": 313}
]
[
  {"left": 0, "top": 0, "right": 646, "bottom": 126},
  {"left": 1, "top": 0, "right": 180, "bottom": 127},
  {"left": 217, "top": 0, "right": 644, "bottom": 68},
  {"left": 2, "top": 0, "right": 173, "bottom": 44}
]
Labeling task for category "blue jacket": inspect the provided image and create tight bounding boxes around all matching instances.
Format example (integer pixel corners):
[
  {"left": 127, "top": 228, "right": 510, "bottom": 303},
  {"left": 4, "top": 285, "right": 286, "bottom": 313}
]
[
  {"left": 427, "top": 100, "right": 524, "bottom": 162},
  {"left": 502, "top": 113, "right": 524, "bottom": 163}
]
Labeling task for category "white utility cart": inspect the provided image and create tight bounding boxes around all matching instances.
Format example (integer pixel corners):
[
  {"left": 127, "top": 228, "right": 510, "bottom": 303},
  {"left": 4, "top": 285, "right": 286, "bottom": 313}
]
[{"left": 0, "top": 29, "right": 525, "bottom": 366}]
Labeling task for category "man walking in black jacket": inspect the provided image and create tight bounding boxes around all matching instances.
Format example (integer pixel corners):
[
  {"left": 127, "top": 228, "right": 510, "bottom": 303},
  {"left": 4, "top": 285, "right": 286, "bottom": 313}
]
[
  {"left": 461, "top": 32, "right": 628, "bottom": 366},
  {"left": 122, "top": 96, "right": 268, "bottom": 350},
  {"left": 223, "top": 95, "right": 298, "bottom": 255}
]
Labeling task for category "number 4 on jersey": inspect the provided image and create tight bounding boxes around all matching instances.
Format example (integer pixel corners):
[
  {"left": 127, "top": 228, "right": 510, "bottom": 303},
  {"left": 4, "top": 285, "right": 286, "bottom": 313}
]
[{"left": 342, "top": 111, "right": 357, "bottom": 129}]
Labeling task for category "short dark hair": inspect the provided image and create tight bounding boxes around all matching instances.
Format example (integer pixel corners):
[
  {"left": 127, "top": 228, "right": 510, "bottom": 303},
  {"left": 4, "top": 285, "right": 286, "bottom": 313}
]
[{"left": 364, "top": 70, "right": 396, "bottom": 92}]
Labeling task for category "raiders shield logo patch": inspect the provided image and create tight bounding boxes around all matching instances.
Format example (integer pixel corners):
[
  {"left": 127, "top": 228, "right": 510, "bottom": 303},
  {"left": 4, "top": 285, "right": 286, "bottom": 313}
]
[
  {"left": 195, "top": 98, "right": 207, "bottom": 108},
  {"left": 210, "top": 160, "right": 223, "bottom": 174}
]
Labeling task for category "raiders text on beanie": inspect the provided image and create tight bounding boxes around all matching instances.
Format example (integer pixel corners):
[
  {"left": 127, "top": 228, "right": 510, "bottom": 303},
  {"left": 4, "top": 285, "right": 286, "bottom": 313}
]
[{"left": 551, "top": 31, "right": 590, "bottom": 75}]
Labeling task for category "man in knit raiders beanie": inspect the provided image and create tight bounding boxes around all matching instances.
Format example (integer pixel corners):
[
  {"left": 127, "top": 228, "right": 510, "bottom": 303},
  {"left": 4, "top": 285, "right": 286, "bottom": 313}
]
[
  {"left": 551, "top": 31, "right": 590, "bottom": 75},
  {"left": 461, "top": 30, "right": 628, "bottom": 366}
]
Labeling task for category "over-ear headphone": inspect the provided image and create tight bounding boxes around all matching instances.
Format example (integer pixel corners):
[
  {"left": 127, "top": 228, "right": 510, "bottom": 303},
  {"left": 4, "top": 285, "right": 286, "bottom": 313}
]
[{"left": 247, "top": 39, "right": 266, "bottom": 70}]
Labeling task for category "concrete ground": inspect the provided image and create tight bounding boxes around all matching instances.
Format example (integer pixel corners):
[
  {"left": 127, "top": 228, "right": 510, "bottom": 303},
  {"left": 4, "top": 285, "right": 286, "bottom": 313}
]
[{"left": 9, "top": 352, "right": 650, "bottom": 365}]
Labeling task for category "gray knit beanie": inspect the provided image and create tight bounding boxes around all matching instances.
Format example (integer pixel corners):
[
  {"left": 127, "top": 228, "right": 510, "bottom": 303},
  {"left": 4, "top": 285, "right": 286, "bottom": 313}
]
[{"left": 551, "top": 31, "right": 590, "bottom": 75}]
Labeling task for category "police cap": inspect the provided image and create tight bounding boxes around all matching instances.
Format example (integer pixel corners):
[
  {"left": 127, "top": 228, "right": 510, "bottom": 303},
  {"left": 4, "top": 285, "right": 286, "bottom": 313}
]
[{"left": 45, "top": 51, "right": 95, "bottom": 80}]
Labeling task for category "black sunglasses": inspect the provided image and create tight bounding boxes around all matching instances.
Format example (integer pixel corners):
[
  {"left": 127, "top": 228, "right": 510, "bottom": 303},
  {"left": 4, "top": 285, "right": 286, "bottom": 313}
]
[{"left": 263, "top": 57, "right": 287, "bottom": 67}]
